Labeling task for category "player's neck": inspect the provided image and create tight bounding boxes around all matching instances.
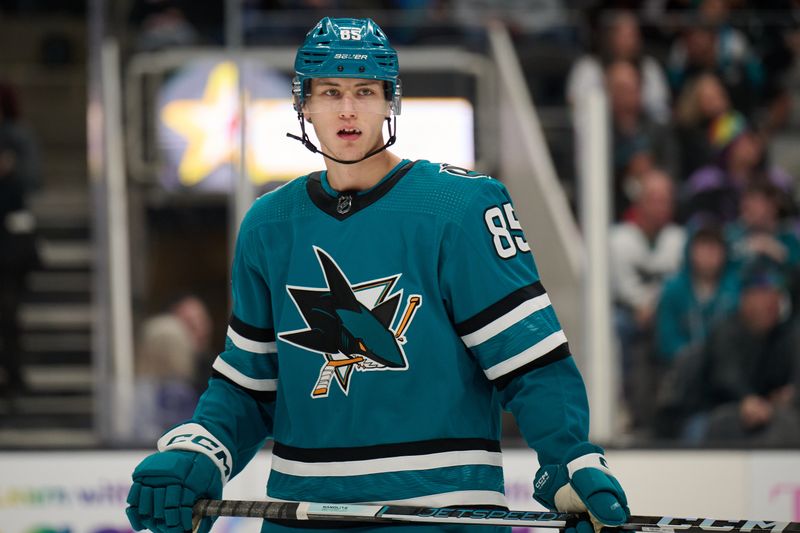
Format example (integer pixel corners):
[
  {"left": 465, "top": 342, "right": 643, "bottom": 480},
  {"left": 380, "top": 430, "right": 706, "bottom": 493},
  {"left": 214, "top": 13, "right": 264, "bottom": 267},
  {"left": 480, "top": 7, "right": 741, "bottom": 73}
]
[{"left": 325, "top": 149, "right": 402, "bottom": 192}]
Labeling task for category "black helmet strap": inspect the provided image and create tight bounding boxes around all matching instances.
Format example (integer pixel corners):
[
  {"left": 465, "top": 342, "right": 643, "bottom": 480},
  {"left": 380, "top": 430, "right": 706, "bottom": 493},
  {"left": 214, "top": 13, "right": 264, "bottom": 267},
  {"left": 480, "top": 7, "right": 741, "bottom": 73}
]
[{"left": 286, "top": 114, "right": 397, "bottom": 165}]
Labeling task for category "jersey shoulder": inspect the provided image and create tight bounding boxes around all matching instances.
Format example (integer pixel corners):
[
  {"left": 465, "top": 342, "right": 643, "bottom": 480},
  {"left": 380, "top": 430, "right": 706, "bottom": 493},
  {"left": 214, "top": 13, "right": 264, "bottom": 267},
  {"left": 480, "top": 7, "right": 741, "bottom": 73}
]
[
  {"left": 415, "top": 160, "right": 510, "bottom": 198},
  {"left": 397, "top": 160, "right": 511, "bottom": 221},
  {"left": 239, "top": 175, "right": 313, "bottom": 233}
]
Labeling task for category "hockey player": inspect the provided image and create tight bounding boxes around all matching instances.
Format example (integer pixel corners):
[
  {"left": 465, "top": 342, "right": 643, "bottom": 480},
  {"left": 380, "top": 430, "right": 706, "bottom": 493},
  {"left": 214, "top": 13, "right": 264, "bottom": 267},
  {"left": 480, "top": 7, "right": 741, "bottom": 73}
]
[{"left": 125, "top": 17, "right": 630, "bottom": 533}]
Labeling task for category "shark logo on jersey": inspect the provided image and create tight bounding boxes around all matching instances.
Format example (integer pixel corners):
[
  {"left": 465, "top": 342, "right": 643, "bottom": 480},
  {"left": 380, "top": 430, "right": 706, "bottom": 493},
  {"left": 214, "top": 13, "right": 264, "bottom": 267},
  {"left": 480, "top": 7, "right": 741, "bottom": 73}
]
[
  {"left": 279, "top": 246, "right": 422, "bottom": 399},
  {"left": 438, "top": 163, "right": 490, "bottom": 179}
]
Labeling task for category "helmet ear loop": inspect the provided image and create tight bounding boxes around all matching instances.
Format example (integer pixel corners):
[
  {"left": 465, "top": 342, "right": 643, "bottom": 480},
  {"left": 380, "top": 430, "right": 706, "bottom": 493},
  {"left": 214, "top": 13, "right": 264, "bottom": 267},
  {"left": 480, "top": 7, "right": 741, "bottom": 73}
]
[
  {"left": 385, "top": 115, "right": 397, "bottom": 148},
  {"left": 286, "top": 111, "right": 320, "bottom": 154},
  {"left": 299, "top": 113, "right": 314, "bottom": 148}
]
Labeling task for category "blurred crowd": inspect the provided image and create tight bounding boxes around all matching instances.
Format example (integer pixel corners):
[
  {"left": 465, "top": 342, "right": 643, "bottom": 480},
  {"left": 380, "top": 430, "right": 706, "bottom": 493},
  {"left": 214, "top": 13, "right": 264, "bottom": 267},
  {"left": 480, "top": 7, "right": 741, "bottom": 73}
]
[{"left": 585, "top": 2, "right": 800, "bottom": 445}]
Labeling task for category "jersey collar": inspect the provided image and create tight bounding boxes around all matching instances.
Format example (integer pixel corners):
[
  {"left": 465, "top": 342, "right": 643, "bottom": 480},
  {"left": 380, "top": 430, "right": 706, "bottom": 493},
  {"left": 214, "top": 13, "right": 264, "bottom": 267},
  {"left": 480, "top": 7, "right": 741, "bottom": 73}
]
[{"left": 306, "top": 159, "right": 416, "bottom": 220}]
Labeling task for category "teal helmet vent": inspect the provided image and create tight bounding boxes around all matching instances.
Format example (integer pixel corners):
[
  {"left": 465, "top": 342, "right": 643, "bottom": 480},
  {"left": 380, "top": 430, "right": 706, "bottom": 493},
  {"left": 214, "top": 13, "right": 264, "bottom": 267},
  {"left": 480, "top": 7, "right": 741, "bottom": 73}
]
[{"left": 293, "top": 17, "right": 401, "bottom": 115}]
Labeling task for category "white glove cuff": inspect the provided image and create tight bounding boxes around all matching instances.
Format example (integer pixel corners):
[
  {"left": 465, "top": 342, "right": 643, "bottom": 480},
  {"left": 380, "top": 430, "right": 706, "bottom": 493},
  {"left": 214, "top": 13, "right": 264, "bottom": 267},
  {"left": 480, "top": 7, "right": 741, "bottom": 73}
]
[
  {"left": 158, "top": 422, "right": 233, "bottom": 485},
  {"left": 566, "top": 452, "right": 613, "bottom": 478}
]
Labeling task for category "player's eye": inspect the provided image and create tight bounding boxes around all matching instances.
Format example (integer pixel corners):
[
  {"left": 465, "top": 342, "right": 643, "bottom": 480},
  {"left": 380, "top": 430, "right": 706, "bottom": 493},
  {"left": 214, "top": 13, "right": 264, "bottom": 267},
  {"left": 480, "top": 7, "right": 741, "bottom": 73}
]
[
  {"left": 321, "top": 88, "right": 339, "bottom": 97},
  {"left": 357, "top": 87, "right": 376, "bottom": 97}
]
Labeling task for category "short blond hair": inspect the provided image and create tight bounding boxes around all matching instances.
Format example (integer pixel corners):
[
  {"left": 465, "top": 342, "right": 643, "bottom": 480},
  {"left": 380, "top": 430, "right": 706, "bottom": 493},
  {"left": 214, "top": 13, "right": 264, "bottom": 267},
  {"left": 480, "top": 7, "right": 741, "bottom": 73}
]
[{"left": 136, "top": 314, "right": 195, "bottom": 380}]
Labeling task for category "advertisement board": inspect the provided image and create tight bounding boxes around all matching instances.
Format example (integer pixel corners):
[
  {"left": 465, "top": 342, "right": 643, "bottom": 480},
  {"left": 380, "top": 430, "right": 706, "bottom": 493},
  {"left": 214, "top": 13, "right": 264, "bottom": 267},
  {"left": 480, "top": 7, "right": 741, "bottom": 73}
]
[
  {"left": 750, "top": 453, "right": 800, "bottom": 522},
  {"left": 1, "top": 450, "right": 798, "bottom": 533}
]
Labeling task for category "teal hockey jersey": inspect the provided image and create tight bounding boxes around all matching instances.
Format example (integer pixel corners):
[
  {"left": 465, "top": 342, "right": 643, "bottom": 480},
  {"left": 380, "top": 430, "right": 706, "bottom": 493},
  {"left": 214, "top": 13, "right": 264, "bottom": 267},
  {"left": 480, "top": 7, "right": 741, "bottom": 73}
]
[{"left": 157, "top": 159, "right": 591, "bottom": 529}]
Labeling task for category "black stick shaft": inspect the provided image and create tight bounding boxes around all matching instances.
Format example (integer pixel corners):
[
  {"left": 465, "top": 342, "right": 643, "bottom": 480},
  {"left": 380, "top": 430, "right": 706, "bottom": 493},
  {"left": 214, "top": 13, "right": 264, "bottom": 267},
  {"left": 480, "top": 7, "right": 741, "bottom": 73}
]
[{"left": 192, "top": 498, "right": 800, "bottom": 532}]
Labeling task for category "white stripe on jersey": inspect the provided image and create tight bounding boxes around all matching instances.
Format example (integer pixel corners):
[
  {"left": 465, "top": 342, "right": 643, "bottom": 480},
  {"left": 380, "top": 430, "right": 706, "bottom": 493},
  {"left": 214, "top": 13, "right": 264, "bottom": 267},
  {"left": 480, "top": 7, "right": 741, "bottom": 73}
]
[
  {"left": 213, "top": 356, "right": 278, "bottom": 391},
  {"left": 278, "top": 491, "right": 509, "bottom": 512},
  {"left": 461, "top": 293, "right": 552, "bottom": 348},
  {"left": 375, "top": 490, "right": 508, "bottom": 508},
  {"left": 270, "top": 449, "right": 503, "bottom": 477},
  {"left": 227, "top": 325, "right": 277, "bottom": 354},
  {"left": 483, "top": 330, "right": 568, "bottom": 381}
]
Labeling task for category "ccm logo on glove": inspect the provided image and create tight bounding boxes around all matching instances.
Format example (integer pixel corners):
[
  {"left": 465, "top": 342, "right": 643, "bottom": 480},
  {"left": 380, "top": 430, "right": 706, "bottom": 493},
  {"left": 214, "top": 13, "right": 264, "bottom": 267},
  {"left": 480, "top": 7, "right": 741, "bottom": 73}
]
[
  {"left": 164, "top": 433, "right": 231, "bottom": 478},
  {"left": 158, "top": 423, "right": 233, "bottom": 481},
  {"left": 535, "top": 470, "right": 550, "bottom": 490}
]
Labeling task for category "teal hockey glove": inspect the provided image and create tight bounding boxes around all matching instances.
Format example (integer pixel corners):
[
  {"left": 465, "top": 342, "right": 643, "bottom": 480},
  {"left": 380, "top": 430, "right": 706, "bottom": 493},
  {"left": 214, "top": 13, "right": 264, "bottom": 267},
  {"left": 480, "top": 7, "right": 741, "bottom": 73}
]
[
  {"left": 533, "top": 443, "right": 630, "bottom": 533},
  {"left": 126, "top": 450, "right": 222, "bottom": 533}
]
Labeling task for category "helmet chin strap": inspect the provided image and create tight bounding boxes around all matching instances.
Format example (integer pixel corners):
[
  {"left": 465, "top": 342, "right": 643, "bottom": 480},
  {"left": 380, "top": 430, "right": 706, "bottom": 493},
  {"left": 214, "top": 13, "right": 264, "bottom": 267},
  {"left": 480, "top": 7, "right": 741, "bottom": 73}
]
[{"left": 286, "top": 114, "right": 397, "bottom": 165}]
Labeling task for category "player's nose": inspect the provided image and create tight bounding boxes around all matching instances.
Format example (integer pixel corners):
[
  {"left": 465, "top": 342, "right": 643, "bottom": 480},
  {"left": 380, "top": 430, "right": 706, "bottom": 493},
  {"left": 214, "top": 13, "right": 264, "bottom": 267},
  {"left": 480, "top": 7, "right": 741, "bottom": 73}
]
[{"left": 338, "top": 94, "right": 358, "bottom": 117}]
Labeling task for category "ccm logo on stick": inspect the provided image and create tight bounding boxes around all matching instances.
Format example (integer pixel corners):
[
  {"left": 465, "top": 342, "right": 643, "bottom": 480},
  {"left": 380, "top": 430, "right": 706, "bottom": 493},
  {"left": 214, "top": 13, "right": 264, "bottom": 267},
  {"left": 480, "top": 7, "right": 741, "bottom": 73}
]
[{"left": 656, "top": 518, "right": 790, "bottom": 533}]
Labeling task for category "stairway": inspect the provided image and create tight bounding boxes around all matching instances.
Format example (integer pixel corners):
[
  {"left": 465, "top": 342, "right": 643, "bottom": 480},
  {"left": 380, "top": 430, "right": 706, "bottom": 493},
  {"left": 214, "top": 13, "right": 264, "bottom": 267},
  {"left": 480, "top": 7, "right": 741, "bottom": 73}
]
[{"left": 0, "top": 189, "right": 97, "bottom": 447}]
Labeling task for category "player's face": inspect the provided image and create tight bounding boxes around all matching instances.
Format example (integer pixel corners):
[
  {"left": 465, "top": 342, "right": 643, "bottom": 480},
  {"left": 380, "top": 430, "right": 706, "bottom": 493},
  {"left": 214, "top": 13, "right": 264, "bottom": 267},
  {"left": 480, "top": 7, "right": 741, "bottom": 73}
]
[{"left": 303, "top": 78, "right": 390, "bottom": 160}]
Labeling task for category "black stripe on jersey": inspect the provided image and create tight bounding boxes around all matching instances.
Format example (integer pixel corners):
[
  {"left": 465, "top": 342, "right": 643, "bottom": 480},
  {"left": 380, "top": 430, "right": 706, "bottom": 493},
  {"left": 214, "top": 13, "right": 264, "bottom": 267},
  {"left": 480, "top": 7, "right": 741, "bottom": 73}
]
[
  {"left": 306, "top": 160, "right": 417, "bottom": 221},
  {"left": 454, "top": 281, "right": 546, "bottom": 337},
  {"left": 229, "top": 314, "right": 275, "bottom": 342},
  {"left": 211, "top": 370, "right": 277, "bottom": 403},
  {"left": 273, "top": 437, "right": 501, "bottom": 463},
  {"left": 492, "top": 342, "right": 571, "bottom": 391}
]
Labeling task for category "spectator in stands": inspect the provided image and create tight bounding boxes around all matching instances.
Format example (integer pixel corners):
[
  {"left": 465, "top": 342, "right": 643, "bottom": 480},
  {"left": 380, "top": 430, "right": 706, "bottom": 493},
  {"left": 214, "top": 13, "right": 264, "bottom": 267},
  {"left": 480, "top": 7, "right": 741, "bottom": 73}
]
[
  {"left": 673, "top": 72, "right": 731, "bottom": 180},
  {"left": 701, "top": 0, "right": 798, "bottom": 134},
  {"left": 0, "top": 161, "right": 35, "bottom": 402},
  {"left": 655, "top": 222, "right": 739, "bottom": 364},
  {"left": 606, "top": 60, "right": 678, "bottom": 220},
  {"left": 567, "top": 10, "right": 671, "bottom": 124},
  {"left": 740, "top": 0, "right": 799, "bottom": 135},
  {"left": 610, "top": 169, "right": 686, "bottom": 427},
  {"left": 681, "top": 110, "right": 795, "bottom": 224},
  {"left": 169, "top": 294, "right": 214, "bottom": 393},
  {"left": 132, "top": 294, "right": 212, "bottom": 442},
  {"left": 130, "top": 0, "right": 199, "bottom": 52},
  {"left": 727, "top": 181, "right": 800, "bottom": 275},
  {"left": 667, "top": 23, "right": 717, "bottom": 93},
  {"left": 0, "top": 82, "right": 40, "bottom": 193},
  {"left": 698, "top": 258, "right": 800, "bottom": 446},
  {"left": 0, "top": 82, "right": 39, "bottom": 401},
  {"left": 667, "top": 2, "right": 765, "bottom": 118}
]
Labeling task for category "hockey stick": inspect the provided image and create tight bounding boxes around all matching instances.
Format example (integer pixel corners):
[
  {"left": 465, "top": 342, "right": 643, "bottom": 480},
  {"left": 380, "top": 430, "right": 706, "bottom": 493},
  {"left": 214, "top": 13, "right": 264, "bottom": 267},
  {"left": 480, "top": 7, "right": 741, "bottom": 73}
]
[{"left": 192, "top": 498, "right": 799, "bottom": 532}]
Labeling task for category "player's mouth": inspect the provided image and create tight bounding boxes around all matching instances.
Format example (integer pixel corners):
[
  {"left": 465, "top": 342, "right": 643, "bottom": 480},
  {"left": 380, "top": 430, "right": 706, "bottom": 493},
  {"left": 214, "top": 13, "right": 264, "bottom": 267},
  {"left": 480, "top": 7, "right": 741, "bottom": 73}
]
[{"left": 337, "top": 127, "right": 362, "bottom": 141}]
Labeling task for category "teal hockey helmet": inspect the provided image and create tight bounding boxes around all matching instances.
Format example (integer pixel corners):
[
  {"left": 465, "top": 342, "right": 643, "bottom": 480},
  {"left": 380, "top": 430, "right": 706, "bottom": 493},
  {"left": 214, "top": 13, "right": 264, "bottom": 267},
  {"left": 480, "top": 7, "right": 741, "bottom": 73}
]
[{"left": 293, "top": 17, "right": 401, "bottom": 115}]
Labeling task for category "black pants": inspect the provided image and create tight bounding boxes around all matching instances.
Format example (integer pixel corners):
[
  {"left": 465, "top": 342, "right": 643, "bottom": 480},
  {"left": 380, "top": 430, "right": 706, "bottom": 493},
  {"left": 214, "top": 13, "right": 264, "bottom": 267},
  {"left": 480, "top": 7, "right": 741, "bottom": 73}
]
[{"left": 0, "top": 269, "right": 24, "bottom": 391}]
